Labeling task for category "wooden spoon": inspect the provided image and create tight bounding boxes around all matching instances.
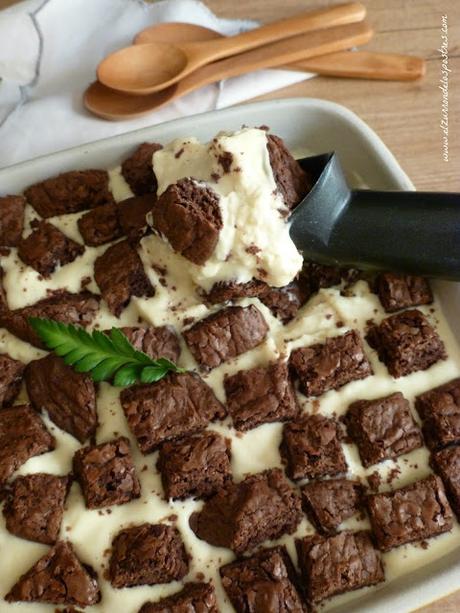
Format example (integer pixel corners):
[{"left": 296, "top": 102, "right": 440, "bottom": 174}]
[
  {"left": 97, "top": 2, "right": 366, "bottom": 94},
  {"left": 86, "top": 21, "right": 373, "bottom": 120},
  {"left": 135, "top": 22, "right": 425, "bottom": 81}
]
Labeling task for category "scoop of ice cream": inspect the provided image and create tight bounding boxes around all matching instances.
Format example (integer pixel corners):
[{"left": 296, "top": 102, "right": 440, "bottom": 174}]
[{"left": 148, "top": 128, "right": 304, "bottom": 291}]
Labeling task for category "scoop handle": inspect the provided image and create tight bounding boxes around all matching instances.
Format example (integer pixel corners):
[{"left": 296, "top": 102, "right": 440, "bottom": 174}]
[
  {"left": 330, "top": 190, "right": 460, "bottom": 279},
  {"left": 188, "top": 2, "right": 366, "bottom": 63}
]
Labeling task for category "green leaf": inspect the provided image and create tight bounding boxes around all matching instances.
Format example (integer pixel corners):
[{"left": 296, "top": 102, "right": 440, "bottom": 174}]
[
  {"left": 28, "top": 317, "right": 184, "bottom": 387},
  {"left": 155, "top": 357, "right": 185, "bottom": 373},
  {"left": 72, "top": 353, "right": 105, "bottom": 372},
  {"left": 114, "top": 365, "right": 142, "bottom": 387},
  {"left": 140, "top": 365, "right": 167, "bottom": 384},
  {"left": 110, "top": 328, "right": 139, "bottom": 357}
]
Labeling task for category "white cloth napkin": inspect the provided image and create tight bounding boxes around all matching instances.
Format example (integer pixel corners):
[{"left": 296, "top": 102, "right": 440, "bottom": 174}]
[{"left": 0, "top": 0, "right": 313, "bottom": 169}]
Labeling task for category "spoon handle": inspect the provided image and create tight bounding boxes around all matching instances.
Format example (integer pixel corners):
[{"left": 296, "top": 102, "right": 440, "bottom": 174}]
[
  {"left": 133, "top": 25, "right": 424, "bottom": 83},
  {"left": 176, "top": 22, "right": 373, "bottom": 97},
  {"left": 292, "top": 51, "right": 426, "bottom": 81},
  {"left": 187, "top": 2, "right": 366, "bottom": 63}
]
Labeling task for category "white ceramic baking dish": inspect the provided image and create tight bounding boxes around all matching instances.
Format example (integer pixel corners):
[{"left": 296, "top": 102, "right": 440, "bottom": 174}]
[{"left": 0, "top": 97, "right": 459, "bottom": 612}]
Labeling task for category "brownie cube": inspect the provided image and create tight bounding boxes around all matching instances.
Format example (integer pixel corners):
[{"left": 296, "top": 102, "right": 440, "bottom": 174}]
[
  {"left": 25, "top": 169, "right": 113, "bottom": 217},
  {"left": 296, "top": 531, "right": 384, "bottom": 603},
  {"left": 139, "top": 582, "right": 218, "bottom": 613},
  {"left": 121, "top": 142, "right": 163, "bottom": 196},
  {"left": 301, "top": 479, "right": 363, "bottom": 534},
  {"left": 366, "top": 309, "right": 446, "bottom": 378},
  {"left": 280, "top": 414, "right": 347, "bottom": 481},
  {"left": 220, "top": 546, "right": 307, "bottom": 613},
  {"left": 431, "top": 446, "right": 460, "bottom": 519},
  {"left": 367, "top": 475, "right": 453, "bottom": 551},
  {"left": 73, "top": 437, "right": 140, "bottom": 509},
  {"left": 290, "top": 330, "right": 373, "bottom": 398},
  {"left": 158, "top": 431, "right": 231, "bottom": 500},
  {"left": 189, "top": 468, "right": 302, "bottom": 555},
  {"left": 0, "top": 353, "right": 25, "bottom": 408},
  {"left": 118, "top": 194, "right": 155, "bottom": 242},
  {"left": 5, "top": 540, "right": 100, "bottom": 606},
  {"left": 120, "top": 372, "right": 226, "bottom": 453},
  {"left": 0, "top": 195, "right": 25, "bottom": 246},
  {"left": 258, "top": 262, "right": 342, "bottom": 323},
  {"left": 77, "top": 202, "right": 123, "bottom": 246},
  {"left": 109, "top": 523, "right": 189, "bottom": 588},
  {"left": 345, "top": 392, "right": 423, "bottom": 467},
  {"left": 183, "top": 305, "right": 269, "bottom": 370},
  {"left": 266, "top": 133, "right": 312, "bottom": 211},
  {"left": 224, "top": 360, "right": 299, "bottom": 431},
  {"left": 151, "top": 178, "right": 223, "bottom": 265},
  {"left": 94, "top": 239, "right": 154, "bottom": 316},
  {"left": 0, "top": 405, "right": 55, "bottom": 483},
  {"left": 303, "top": 261, "right": 343, "bottom": 292},
  {"left": 26, "top": 354, "right": 98, "bottom": 443},
  {"left": 18, "top": 221, "right": 84, "bottom": 277},
  {"left": 259, "top": 279, "right": 310, "bottom": 324},
  {"left": 3, "top": 473, "right": 69, "bottom": 544},
  {"left": 374, "top": 272, "right": 433, "bottom": 313},
  {"left": 0, "top": 290, "right": 99, "bottom": 348},
  {"left": 415, "top": 378, "right": 460, "bottom": 450},
  {"left": 205, "top": 279, "right": 268, "bottom": 305},
  {"left": 120, "top": 325, "right": 180, "bottom": 362}
]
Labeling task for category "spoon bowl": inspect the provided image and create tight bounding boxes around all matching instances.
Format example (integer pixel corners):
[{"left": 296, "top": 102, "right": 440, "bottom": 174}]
[
  {"left": 98, "top": 42, "right": 188, "bottom": 92},
  {"left": 84, "top": 81, "right": 178, "bottom": 120}
]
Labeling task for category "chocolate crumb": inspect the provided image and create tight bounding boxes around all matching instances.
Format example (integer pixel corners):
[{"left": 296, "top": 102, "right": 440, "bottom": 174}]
[
  {"left": 257, "top": 267, "right": 268, "bottom": 278},
  {"left": 386, "top": 466, "right": 401, "bottom": 484},
  {"left": 80, "top": 276, "right": 92, "bottom": 289},
  {"left": 217, "top": 152, "right": 233, "bottom": 173},
  {"left": 152, "top": 264, "right": 167, "bottom": 277},
  {"left": 367, "top": 471, "right": 382, "bottom": 492}
]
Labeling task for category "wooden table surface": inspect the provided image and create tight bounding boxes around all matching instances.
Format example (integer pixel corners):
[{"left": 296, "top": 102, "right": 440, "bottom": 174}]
[{"left": 0, "top": 0, "right": 458, "bottom": 610}]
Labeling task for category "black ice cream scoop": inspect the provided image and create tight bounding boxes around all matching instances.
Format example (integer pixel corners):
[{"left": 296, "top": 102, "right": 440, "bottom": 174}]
[{"left": 290, "top": 153, "right": 460, "bottom": 280}]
